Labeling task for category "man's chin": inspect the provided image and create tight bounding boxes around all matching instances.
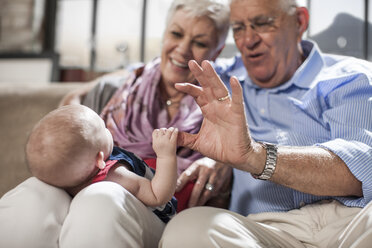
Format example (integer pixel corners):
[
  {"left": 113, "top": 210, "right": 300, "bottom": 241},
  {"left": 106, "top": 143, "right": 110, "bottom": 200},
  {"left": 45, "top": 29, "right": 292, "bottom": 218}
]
[{"left": 249, "top": 74, "right": 275, "bottom": 88}]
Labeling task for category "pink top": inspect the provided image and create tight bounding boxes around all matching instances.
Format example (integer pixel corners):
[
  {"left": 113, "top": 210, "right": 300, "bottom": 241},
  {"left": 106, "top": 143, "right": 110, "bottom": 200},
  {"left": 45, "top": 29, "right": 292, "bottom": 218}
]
[{"left": 100, "top": 58, "right": 203, "bottom": 175}]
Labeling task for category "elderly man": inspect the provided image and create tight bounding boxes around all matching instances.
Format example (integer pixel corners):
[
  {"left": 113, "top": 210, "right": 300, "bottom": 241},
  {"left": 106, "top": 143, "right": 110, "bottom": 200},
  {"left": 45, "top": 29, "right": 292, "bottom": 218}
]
[{"left": 160, "top": 0, "right": 372, "bottom": 247}]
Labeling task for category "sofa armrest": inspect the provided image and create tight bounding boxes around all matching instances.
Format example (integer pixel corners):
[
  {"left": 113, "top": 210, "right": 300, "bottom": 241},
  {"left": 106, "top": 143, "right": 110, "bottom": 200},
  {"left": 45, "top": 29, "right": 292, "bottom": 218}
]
[{"left": 0, "top": 83, "right": 85, "bottom": 196}]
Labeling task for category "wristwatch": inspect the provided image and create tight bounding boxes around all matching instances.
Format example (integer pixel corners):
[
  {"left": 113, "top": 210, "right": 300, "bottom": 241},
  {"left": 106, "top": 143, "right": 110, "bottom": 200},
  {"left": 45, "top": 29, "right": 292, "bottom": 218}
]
[{"left": 252, "top": 142, "right": 278, "bottom": 180}]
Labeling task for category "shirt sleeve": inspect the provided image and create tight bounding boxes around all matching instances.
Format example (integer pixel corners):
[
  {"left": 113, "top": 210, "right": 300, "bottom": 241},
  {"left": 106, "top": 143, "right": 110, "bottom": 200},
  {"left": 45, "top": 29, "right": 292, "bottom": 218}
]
[{"left": 315, "top": 72, "right": 372, "bottom": 207}]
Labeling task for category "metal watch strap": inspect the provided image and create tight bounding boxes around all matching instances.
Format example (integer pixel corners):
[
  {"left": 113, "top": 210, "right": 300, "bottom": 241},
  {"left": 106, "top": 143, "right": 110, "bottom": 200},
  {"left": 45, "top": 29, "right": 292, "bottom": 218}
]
[{"left": 253, "top": 142, "right": 278, "bottom": 180}]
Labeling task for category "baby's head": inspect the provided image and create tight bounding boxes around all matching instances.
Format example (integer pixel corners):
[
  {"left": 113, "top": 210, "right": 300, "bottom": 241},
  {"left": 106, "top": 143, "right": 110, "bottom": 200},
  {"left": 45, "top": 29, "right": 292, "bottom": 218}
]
[{"left": 26, "top": 105, "right": 113, "bottom": 189}]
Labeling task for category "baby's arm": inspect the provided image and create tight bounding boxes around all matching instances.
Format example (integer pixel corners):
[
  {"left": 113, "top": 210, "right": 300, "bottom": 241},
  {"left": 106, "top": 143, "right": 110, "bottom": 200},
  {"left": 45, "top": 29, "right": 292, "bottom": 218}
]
[
  {"left": 105, "top": 127, "right": 178, "bottom": 207},
  {"left": 147, "top": 127, "right": 178, "bottom": 205}
]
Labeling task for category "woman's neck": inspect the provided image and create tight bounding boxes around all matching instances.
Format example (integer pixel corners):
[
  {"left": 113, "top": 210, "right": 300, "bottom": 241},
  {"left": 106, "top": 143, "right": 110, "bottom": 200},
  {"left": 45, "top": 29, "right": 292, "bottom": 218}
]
[
  {"left": 158, "top": 79, "right": 186, "bottom": 120},
  {"left": 159, "top": 80, "right": 185, "bottom": 106}
]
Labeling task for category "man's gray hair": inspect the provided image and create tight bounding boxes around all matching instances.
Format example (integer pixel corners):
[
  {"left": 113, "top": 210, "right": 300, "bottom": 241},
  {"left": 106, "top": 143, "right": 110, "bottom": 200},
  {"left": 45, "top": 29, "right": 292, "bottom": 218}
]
[
  {"left": 280, "top": 0, "right": 298, "bottom": 15},
  {"left": 166, "top": 0, "right": 230, "bottom": 50},
  {"left": 229, "top": 0, "right": 298, "bottom": 15}
]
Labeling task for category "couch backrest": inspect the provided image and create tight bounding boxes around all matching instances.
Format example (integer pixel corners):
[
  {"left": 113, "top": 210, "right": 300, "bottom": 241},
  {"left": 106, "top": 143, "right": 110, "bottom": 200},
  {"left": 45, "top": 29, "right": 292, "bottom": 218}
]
[{"left": 0, "top": 83, "right": 85, "bottom": 197}]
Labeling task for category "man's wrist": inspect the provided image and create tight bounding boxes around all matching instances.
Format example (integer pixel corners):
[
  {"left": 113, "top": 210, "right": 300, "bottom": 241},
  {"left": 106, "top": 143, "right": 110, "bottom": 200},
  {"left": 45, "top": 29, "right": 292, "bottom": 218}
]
[
  {"left": 244, "top": 142, "right": 267, "bottom": 175},
  {"left": 252, "top": 142, "right": 278, "bottom": 180}
]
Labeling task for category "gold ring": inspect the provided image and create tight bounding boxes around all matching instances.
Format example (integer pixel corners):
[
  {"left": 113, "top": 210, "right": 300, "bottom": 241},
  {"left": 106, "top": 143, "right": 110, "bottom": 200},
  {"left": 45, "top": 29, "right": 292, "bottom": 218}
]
[{"left": 217, "top": 94, "right": 230, "bottom": 101}]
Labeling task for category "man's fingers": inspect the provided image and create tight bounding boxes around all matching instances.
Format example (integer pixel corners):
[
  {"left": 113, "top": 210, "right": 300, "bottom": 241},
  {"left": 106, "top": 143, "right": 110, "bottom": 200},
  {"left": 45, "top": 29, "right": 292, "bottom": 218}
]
[
  {"left": 188, "top": 60, "right": 204, "bottom": 80},
  {"left": 170, "top": 127, "right": 178, "bottom": 141},
  {"left": 177, "top": 131, "right": 197, "bottom": 150},
  {"left": 230, "top": 76, "right": 245, "bottom": 109},
  {"left": 174, "top": 83, "right": 202, "bottom": 98},
  {"left": 190, "top": 60, "right": 230, "bottom": 101},
  {"left": 201, "top": 61, "right": 229, "bottom": 97}
]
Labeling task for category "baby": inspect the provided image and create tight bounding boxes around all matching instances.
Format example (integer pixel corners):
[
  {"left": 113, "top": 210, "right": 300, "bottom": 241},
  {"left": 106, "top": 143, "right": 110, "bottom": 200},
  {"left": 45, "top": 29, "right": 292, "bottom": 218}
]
[{"left": 26, "top": 104, "right": 178, "bottom": 222}]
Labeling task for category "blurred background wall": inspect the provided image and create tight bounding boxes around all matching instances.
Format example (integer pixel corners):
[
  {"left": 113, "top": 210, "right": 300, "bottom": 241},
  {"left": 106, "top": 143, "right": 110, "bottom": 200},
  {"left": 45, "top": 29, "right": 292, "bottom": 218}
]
[{"left": 0, "top": 0, "right": 371, "bottom": 83}]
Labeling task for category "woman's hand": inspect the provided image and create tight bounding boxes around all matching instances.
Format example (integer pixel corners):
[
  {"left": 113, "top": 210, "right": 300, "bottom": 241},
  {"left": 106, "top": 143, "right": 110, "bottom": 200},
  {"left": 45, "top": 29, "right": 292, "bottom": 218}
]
[{"left": 176, "top": 157, "right": 232, "bottom": 208}]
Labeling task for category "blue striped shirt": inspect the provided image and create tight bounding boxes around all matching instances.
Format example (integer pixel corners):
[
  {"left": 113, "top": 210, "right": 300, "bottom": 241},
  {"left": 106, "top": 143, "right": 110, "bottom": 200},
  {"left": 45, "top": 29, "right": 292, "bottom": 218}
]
[{"left": 214, "top": 40, "right": 372, "bottom": 216}]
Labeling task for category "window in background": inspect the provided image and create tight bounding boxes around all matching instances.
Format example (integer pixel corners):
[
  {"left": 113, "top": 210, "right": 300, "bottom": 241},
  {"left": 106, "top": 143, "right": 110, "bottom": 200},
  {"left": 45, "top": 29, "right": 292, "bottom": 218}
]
[
  {"left": 0, "top": 0, "right": 45, "bottom": 53},
  {"left": 308, "top": 0, "right": 366, "bottom": 59},
  {"left": 101, "top": 0, "right": 311, "bottom": 63},
  {"left": 95, "top": 0, "right": 142, "bottom": 71},
  {"left": 0, "top": 0, "right": 60, "bottom": 83},
  {"left": 55, "top": 0, "right": 92, "bottom": 69},
  {"left": 217, "top": 22, "right": 240, "bottom": 58},
  {"left": 145, "top": 0, "right": 172, "bottom": 62},
  {"left": 54, "top": 0, "right": 371, "bottom": 82}
]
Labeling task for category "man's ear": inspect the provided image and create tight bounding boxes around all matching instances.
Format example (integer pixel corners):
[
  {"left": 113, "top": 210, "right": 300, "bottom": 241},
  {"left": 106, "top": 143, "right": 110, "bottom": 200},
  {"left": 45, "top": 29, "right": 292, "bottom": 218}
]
[
  {"left": 296, "top": 7, "right": 309, "bottom": 40},
  {"left": 211, "top": 45, "right": 225, "bottom": 61},
  {"left": 96, "top": 151, "right": 106, "bottom": 169}
]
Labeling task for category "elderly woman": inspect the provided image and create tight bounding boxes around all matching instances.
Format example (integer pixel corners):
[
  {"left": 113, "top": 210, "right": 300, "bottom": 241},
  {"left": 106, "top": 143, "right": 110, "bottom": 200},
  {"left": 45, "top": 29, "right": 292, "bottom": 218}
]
[
  {"left": 60, "top": 0, "right": 231, "bottom": 212},
  {"left": 56, "top": 0, "right": 231, "bottom": 247},
  {"left": 0, "top": 1, "right": 231, "bottom": 248}
]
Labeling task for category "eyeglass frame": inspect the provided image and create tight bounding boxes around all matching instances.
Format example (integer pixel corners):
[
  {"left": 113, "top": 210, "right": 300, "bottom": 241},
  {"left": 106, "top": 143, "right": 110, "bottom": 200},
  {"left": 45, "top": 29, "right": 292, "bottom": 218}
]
[
  {"left": 230, "top": 15, "right": 279, "bottom": 39},
  {"left": 230, "top": 6, "right": 297, "bottom": 39}
]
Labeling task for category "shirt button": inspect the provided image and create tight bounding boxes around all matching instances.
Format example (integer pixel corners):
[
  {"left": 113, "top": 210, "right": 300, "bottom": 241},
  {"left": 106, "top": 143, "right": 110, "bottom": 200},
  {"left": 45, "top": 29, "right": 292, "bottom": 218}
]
[
  {"left": 260, "top": 108, "right": 265, "bottom": 115},
  {"left": 299, "top": 201, "right": 305, "bottom": 207}
]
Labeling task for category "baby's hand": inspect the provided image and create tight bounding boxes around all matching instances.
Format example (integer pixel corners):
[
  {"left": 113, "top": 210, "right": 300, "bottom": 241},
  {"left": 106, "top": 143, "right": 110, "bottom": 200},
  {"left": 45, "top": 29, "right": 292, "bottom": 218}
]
[{"left": 152, "top": 127, "right": 178, "bottom": 157}]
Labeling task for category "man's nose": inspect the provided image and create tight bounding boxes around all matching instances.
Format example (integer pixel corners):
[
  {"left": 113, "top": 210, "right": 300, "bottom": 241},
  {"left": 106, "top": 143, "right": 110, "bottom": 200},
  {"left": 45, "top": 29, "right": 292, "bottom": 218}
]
[{"left": 242, "top": 26, "right": 261, "bottom": 48}]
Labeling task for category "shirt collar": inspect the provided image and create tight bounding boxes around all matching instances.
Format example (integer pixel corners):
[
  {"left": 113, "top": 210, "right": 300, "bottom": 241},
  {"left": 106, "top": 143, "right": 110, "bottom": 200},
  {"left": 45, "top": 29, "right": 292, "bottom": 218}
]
[
  {"left": 223, "top": 54, "right": 248, "bottom": 82},
  {"left": 290, "top": 40, "right": 325, "bottom": 89}
]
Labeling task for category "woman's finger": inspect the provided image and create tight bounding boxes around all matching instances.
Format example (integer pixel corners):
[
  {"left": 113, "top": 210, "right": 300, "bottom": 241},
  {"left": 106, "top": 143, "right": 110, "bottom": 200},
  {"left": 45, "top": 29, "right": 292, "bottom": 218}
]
[
  {"left": 187, "top": 172, "right": 208, "bottom": 207},
  {"left": 176, "top": 167, "right": 197, "bottom": 192},
  {"left": 198, "top": 179, "right": 217, "bottom": 206},
  {"left": 197, "top": 164, "right": 227, "bottom": 205}
]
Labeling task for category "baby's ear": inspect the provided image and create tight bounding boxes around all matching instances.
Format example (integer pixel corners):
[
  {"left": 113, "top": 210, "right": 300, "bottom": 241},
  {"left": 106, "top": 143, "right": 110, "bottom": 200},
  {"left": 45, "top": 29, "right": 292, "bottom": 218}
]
[{"left": 96, "top": 151, "right": 106, "bottom": 169}]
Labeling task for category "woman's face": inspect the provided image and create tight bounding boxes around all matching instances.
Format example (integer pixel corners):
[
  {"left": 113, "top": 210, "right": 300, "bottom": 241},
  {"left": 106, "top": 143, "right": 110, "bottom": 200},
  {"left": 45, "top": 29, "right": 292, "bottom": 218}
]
[{"left": 160, "top": 9, "right": 221, "bottom": 86}]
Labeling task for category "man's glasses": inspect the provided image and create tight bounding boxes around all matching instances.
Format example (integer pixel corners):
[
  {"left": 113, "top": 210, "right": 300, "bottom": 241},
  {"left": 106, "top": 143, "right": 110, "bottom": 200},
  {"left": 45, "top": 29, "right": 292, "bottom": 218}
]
[{"left": 230, "top": 16, "right": 277, "bottom": 39}]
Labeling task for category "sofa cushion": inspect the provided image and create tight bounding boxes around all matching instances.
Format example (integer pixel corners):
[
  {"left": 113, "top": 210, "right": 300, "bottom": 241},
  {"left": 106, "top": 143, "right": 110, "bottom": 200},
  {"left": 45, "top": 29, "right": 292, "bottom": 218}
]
[{"left": 0, "top": 83, "right": 84, "bottom": 196}]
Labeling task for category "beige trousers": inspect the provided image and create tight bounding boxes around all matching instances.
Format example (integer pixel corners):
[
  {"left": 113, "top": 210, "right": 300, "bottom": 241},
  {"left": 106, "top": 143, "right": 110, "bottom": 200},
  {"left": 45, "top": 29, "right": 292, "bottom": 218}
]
[
  {"left": 0, "top": 178, "right": 165, "bottom": 248},
  {"left": 60, "top": 181, "right": 165, "bottom": 248},
  {"left": 160, "top": 200, "right": 372, "bottom": 248}
]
